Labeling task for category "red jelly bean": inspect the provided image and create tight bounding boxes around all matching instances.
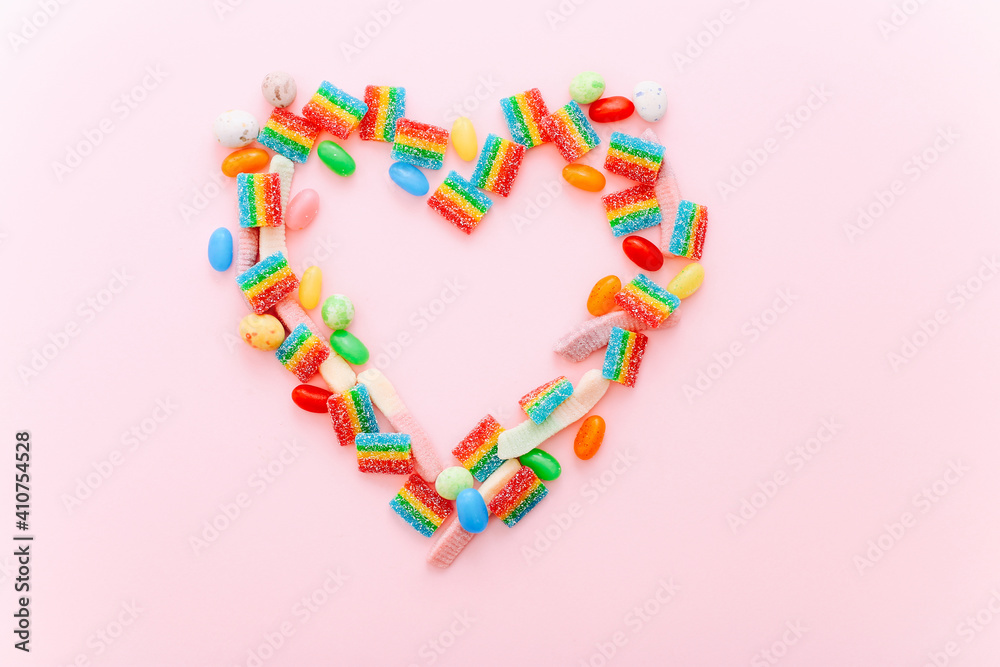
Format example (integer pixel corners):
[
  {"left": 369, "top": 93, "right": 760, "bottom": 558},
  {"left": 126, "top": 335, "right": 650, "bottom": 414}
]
[
  {"left": 292, "top": 384, "right": 332, "bottom": 413},
  {"left": 589, "top": 96, "right": 635, "bottom": 123},
  {"left": 622, "top": 235, "right": 663, "bottom": 271}
]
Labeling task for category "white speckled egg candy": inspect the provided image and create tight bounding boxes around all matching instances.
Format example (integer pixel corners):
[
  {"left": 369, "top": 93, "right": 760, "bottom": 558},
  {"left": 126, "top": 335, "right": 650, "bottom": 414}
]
[
  {"left": 633, "top": 81, "right": 667, "bottom": 122},
  {"left": 213, "top": 110, "right": 258, "bottom": 148},
  {"left": 261, "top": 71, "right": 297, "bottom": 108}
]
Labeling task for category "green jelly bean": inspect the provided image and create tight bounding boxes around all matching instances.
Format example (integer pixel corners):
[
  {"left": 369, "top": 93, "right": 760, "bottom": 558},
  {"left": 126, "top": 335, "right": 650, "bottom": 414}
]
[
  {"left": 329, "top": 329, "right": 369, "bottom": 365},
  {"left": 519, "top": 449, "right": 561, "bottom": 481},
  {"left": 317, "top": 141, "right": 356, "bottom": 176}
]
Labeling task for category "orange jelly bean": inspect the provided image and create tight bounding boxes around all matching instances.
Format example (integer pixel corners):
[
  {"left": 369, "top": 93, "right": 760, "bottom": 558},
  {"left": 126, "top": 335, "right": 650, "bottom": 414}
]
[
  {"left": 587, "top": 275, "right": 621, "bottom": 316},
  {"left": 222, "top": 147, "right": 269, "bottom": 177},
  {"left": 574, "top": 415, "right": 605, "bottom": 460},
  {"left": 562, "top": 163, "right": 606, "bottom": 192}
]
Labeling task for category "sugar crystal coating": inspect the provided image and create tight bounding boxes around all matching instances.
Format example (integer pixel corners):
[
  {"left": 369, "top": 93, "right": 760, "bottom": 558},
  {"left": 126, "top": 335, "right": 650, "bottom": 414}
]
[
  {"left": 540, "top": 101, "right": 600, "bottom": 162},
  {"left": 427, "top": 171, "right": 493, "bottom": 234},
  {"left": 669, "top": 200, "right": 708, "bottom": 260},
  {"left": 614, "top": 274, "right": 680, "bottom": 328},
  {"left": 359, "top": 85, "right": 406, "bottom": 142},
  {"left": 257, "top": 108, "right": 319, "bottom": 163},
  {"left": 236, "top": 252, "right": 299, "bottom": 315},
  {"left": 500, "top": 88, "right": 550, "bottom": 148},
  {"left": 275, "top": 323, "right": 330, "bottom": 382},
  {"left": 452, "top": 415, "right": 506, "bottom": 482},
  {"left": 356, "top": 433, "right": 413, "bottom": 474},
  {"left": 602, "top": 183, "right": 662, "bottom": 237},
  {"left": 391, "top": 118, "right": 449, "bottom": 170},
  {"left": 470, "top": 134, "right": 526, "bottom": 197},
  {"left": 237, "top": 172, "right": 283, "bottom": 228},
  {"left": 518, "top": 376, "right": 574, "bottom": 424},
  {"left": 390, "top": 474, "right": 454, "bottom": 536},
  {"left": 602, "top": 327, "right": 648, "bottom": 387},
  {"left": 604, "top": 132, "right": 665, "bottom": 184},
  {"left": 301, "top": 81, "right": 368, "bottom": 139},
  {"left": 327, "top": 384, "right": 379, "bottom": 446},
  {"left": 487, "top": 467, "right": 548, "bottom": 527}
]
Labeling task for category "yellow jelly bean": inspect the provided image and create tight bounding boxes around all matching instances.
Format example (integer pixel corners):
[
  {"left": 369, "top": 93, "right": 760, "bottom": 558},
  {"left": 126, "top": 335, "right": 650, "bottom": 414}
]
[
  {"left": 238, "top": 314, "right": 285, "bottom": 351},
  {"left": 666, "top": 262, "right": 704, "bottom": 299},
  {"left": 221, "top": 147, "right": 269, "bottom": 177},
  {"left": 562, "top": 163, "right": 606, "bottom": 192},
  {"left": 587, "top": 275, "right": 621, "bottom": 316},
  {"left": 299, "top": 266, "right": 322, "bottom": 310},
  {"left": 451, "top": 117, "right": 477, "bottom": 161}
]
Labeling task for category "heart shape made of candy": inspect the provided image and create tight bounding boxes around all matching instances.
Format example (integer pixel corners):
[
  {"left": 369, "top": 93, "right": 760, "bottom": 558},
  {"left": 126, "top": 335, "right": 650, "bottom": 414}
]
[{"left": 212, "top": 75, "right": 707, "bottom": 569}]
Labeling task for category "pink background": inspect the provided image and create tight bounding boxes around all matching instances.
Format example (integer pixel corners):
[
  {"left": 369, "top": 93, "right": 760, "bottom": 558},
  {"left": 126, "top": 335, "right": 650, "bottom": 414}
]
[{"left": 4, "top": 0, "right": 1000, "bottom": 665}]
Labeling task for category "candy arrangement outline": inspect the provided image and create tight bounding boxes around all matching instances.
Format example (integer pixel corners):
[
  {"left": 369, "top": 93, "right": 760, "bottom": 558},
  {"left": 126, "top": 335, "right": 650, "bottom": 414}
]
[{"left": 211, "top": 73, "right": 707, "bottom": 568}]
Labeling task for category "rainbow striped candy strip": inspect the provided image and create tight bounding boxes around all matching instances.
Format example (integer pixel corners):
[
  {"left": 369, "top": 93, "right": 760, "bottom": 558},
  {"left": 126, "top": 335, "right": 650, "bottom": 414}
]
[
  {"left": 614, "top": 274, "right": 681, "bottom": 328},
  {"left": 327, "top": 384, "right": 379, "bottom": 447},
  {"left": 470, "top": 134, "right": 526, "bottom": 198},
  {"left": 391, "top": 118, "right": 449, "bottom": 170},
  {"left": 487, "top": 467, "right": 548, "bottom": 527},
  {"left": 427, "top": 171, "right": 494, "bottom": 234},
  {"left": 237, "top": 173, "right": 282, "bottom": 228},
  {"left": 275, "top": 323, "right": 330, "bottom": 382},
  {"left": 301, "top": 81, "right": 368, "bottom": 140},
  {"left": 452, "top": 415, "right": 505, "bottom": 482},
  {"left": 540, "top": 101, "right": 600, "bottom": 162},
  {"left": 668, "top": 200, "right": 708, "bottom": 260},
  {"left": 358, "top": 85, "right": 406, "bottom": 142},
  {"left": 257, "top": 108, "right": 320, "bottom": 164},
  {"left": 518, "top": 376, "right": 574, "bottom": 424},
  {"left": 602, "top": 327, "right": 648, "bottom": 388},
  {"left": 602, "top": 183, "right": 662, "bottom": 237},
  {"left": 500, "top": 88, "right": 550, "bottom": 148},
  {"left": 390, "top": 474, "right": 454, "bottom": 537},
  {"left": 604, "top": 131, "right": 665, "bottom": 184},
  {"left": 355, "top": 433, "right": 413, "bottom": 475},
  {"left": 236, "top": 252, "right": 299, "bottom": 315}
]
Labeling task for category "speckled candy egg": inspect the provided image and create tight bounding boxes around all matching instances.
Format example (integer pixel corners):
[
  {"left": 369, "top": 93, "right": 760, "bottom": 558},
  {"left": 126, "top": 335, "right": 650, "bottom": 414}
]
[
  {"left": 213, "top": 110, "right": 259, "bottom": 148},
  {"left": 261, "top": 71, "right": 297, "bottom": 108},
  {"left": 569, "top": 71, "right": 605, "bottom": 105},
  {"left": 238, "top": 314, "right": 285, "bottom": 350},
  {"left": 633, "top": 81, "right": 667, "bottom": 122},
  {"left": 321, "top": 295, "right": 355, "bottom": 330}
]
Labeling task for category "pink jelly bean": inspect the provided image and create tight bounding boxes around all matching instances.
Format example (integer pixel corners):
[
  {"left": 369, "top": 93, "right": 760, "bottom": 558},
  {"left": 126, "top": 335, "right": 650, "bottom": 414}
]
[{"left": 286, "top": 188, "right": 319, "bottom": 230}]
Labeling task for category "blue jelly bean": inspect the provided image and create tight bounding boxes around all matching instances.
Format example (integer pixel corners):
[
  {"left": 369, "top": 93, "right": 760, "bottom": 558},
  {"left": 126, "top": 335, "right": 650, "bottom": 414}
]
[
  {"left": 208, "top": 227, "right": 233, "bottom": 271},
  {"left": 455, "top": 488, "right": 488, "bottom": 534},
  {"left": 388, "top": 161, "right": 429, "bottom": 196}
]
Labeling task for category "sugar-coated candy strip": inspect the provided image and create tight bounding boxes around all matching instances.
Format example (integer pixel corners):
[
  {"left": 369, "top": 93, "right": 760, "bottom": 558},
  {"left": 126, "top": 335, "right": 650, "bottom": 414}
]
[
  {"left": 237, "top": 173, "right": 282, "bottom": 228},
  {"left": 554, "top": 310, "right": 680, "bottom": 362},
  {"left": 274, "top": 296, "right": 357, "bottom": 392},
  {"left": 540, "top": 101, "right": 600, "bottom": 162},
  {"left": 452, "top": 415, "right": 505, "bottom": 482},
  {"left": 236, "top": 228, "right": 258, "bottom": 275},
  {"left": 640, "top": 129, "right": 683, "bottom": 253},
  {"left": 496, "top": 369, "right": 611, "bottom": 460},
  {"left": 615, "top": 274, "right": 680, "bottom": 328},
  {"left": 519, "top": 376, "right": 574, "bottom": 424},
  {"left": 257, "top": 108, "right": 319, "bottom": 164},
  {"left": 327, "top": 384, "right": 379, "bottom": 447},
  {"left": 356, "top": 433, "right": 413, "bottom": 474},
  {"left": 357, "top": 369, "right": 445, "bottom": 482},
  {"left": 275, "top": 323, "right": 330, "bottom": 382},
  {"left": 427, "top": 171, "right": 493, "bottom": 234},
  {"left": 604, "top": 131, "right": 665, "bottom": 184},
  {"left": 602, "top": 327, "right": 647, "bottom": 387},
  {"left": 487, "top": 467, "right": 548, "bottom": 527},
  {"left": 667, "top": 200, "right": 708, "bottom": 260},
  {"left": 359, "top": 85, "right": 406, "bottom": 142},
  {"left": 390, "top": 474, "right": 454, "bottom": 537},
  {"left": 301, "top": 81, "right": 368, "bottom": 140},
  {"left": 499, "top": 88, "right": 550, "bottom": 148},
  {"left": 470, "top": 134, "right": 526, "bottom": 197},
  {"left": 602, "top": 183, "right": 662, "bottom": 237},
  {"left": 236, "top": 253, "right": 298, "bottom": 315},
  {"left": 259, "top": 156, "right": 294, "bottom": 258},
  {"left": 391, "top": 119, "right": 449, "bottom": 170},
  {"left": 426, "top": 460, "right": 522, "bottom": 568}
]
